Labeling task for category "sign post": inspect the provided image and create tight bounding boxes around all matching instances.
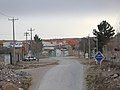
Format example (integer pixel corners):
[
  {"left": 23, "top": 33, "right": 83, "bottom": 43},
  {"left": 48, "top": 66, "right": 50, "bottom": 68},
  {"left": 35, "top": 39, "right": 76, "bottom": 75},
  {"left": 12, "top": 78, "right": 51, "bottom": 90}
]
[{"left": 95, "top": 51, "right": 104, "bottom": 65}]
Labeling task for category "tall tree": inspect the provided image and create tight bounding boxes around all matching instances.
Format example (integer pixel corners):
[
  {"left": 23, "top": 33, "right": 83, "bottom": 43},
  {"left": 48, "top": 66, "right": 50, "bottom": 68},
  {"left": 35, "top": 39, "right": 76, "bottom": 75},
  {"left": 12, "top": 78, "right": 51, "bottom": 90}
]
[
  {"left": 34, "top": 34, "right": 42, "bottom": 44},
  {"left": 31, "top": 34, "right": 43, "bottom": 60},
  {"left": 93, "top": 20, "right": 115, "bottom": 52}
]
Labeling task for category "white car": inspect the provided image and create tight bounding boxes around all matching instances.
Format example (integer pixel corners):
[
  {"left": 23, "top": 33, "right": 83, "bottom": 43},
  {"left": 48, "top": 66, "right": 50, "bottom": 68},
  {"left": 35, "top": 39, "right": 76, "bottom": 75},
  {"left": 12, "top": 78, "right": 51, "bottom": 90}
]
[{"left": 23, "top": 56, "right": 36, "bottom": 61}]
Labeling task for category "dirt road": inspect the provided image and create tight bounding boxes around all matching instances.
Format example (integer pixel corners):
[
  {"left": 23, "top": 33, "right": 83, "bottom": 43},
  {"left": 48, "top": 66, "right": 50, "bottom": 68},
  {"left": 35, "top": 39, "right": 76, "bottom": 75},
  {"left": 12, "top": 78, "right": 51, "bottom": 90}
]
[
  {"left": 38, "top": 57, "right": 84, "bottom": 90},
  {"left": 23, "top": 59, "right": 58, "bottom": 90}
]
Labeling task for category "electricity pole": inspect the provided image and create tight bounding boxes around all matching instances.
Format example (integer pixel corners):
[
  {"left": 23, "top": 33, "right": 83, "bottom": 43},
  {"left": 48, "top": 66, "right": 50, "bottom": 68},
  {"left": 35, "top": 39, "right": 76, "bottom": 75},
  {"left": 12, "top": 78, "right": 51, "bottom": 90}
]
[
  {"left": 24, "top": 32, "right": 29, "bottom": 53},
  {"left": 84, "top": 40, "right": 86, "bottom": 58},
  {"left": 28, "top": 28, "right": 35, "bottom": 41},
  {"left": 28, "top": 28, "right": 35, "bottom": 55},
  {"left": 88, "top": 35, "right": 91, "bottom": 60},
  {"left": 8, "top": 17, "right": 18, "bottom": 64},
  {"left": 24, "top": 32, "right": 29, "bottom": 42},
  {"left": 96, "top": 37, "right": 98, "bottom": 52}
]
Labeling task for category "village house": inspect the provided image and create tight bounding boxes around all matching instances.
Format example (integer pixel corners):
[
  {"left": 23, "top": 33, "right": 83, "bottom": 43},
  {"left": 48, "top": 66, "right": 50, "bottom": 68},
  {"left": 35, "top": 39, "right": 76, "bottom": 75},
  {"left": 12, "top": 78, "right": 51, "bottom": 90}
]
[
  {"left": 42, "top": 38, "right": 79, "bottom": 57},
  {"left": 0, "top": 40, "right": 24, "bottom": 64}
]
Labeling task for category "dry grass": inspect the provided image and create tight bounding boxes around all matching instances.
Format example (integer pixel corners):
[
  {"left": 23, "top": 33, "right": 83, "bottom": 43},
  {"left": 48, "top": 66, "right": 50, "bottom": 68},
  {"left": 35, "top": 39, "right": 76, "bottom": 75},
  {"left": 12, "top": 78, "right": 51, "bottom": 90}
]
[{"left": 80, "top": 58, "right": 120, "bottom": 90}]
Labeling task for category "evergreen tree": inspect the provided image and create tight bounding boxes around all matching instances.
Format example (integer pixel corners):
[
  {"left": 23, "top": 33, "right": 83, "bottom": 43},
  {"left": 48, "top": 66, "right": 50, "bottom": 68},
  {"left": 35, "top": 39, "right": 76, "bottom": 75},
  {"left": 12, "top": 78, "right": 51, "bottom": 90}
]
[
  {"left": 93, "top": 20, "right": 115, "bottom": 52},
  {"left": 34, "top": 34, "right": 42, "bottom": 43},
  {"left": 31, "top": 34, "right": 43, "bottom": 60}
]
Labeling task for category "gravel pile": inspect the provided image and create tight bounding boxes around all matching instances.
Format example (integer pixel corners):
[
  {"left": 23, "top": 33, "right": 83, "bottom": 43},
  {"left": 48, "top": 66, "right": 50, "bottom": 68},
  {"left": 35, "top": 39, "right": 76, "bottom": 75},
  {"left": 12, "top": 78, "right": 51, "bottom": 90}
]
[{"left": 0, "top": 63, "right": 32, "bottom": 90}]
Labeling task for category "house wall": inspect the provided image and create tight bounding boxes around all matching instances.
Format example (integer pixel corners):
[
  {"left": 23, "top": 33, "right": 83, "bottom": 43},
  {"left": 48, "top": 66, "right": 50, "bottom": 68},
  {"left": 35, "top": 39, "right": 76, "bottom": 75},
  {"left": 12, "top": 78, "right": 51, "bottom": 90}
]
[
  {"left": 4, "top": 54, "right": 10, "bottom": 65},
  {"left": 56, "top": 49, "right": 62, "bottom": 57}
]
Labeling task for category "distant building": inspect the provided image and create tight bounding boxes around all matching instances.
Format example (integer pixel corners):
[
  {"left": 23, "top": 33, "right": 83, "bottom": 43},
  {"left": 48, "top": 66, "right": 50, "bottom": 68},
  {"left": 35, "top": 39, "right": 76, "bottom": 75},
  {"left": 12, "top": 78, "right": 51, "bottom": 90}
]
[
  {"left": 42, "top": 38, "right": 79, "bottom": 57},
  {"left": 2, "top": 40, "right": 24, "bottom": 63}
]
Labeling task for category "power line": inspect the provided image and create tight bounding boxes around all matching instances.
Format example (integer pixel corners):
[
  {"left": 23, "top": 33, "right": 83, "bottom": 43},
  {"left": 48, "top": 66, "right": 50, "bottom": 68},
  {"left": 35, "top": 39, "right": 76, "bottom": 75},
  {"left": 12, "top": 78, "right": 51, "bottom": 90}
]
[
  {"left": 0, "top": 10, "right": 12, "bottom": 18},
  {"left": 0, "top": 34, "right": 11, "bottom": 35}
]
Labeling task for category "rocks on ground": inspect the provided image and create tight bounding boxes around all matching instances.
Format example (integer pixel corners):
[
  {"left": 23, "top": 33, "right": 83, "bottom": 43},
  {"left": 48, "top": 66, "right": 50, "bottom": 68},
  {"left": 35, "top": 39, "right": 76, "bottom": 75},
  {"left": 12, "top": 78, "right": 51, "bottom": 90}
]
[
  {"left": 0, "top": 59, "right": 58, "bottom": 90},
  {"left": 0, "top": 62, "right": 32, "bottom": 90},
  {"left": 80, "top": 59, "right": 120, "bottom": 90}
]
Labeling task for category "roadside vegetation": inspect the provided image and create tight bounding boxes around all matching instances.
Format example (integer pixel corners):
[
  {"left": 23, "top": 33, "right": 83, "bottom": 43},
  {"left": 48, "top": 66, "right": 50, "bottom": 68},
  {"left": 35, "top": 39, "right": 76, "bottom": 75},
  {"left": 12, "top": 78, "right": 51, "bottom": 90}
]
[
  {"left": 80, "top": 20, "right": 120, "bottom": 90},
  {"left": 80, "top": 58, "right": 120, "bottom": 90}
]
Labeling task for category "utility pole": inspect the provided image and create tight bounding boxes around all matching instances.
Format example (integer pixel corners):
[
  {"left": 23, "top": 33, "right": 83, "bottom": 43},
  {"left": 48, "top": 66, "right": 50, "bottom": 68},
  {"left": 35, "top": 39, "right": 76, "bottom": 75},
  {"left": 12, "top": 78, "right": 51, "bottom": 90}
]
[
  {"left": 78, "top": 40, "right": 80, "bottom": 58},
  {"left": 84, "top": 39, "right": 86, "bottom": 58},
  {"left": 28, "top": 28, "right": 35, "bottom": 41},
  {"left": 24, "top": 32, "right": 29, "bottom": 53},
  {"left": 88, "top": 35, "right": 91, "bottom": 60},
  {"left": 96, "top": 36, "right": 98, "bottom": 52},
  {"left": 28, "top": 28, "right": 35, "bottom": 55},
  {"left": 8, "top": 17, "right": 18, "bottom": 64},
  {"left": 24, "top": 32, "right": 29, "bottom": 42}
]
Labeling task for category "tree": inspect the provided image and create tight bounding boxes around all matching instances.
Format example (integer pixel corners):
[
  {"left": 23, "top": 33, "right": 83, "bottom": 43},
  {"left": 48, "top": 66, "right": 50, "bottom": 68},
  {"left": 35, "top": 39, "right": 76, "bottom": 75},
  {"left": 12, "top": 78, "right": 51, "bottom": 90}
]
[
  {"left": 31, "top": 34, "right": 43, "bottom": 60},
  {"left": 34, "top": 34, "right": 42, "bottom": 44},
  {"left": 93, "top": 20, "right": 115, "bottom": 52}
]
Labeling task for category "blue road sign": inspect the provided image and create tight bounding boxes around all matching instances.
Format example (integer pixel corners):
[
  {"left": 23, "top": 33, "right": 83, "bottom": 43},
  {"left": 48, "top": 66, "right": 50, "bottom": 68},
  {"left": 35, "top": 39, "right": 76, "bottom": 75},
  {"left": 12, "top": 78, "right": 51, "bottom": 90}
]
[{"left": 95, "top": 51, "right": 104, "bottom": 63}]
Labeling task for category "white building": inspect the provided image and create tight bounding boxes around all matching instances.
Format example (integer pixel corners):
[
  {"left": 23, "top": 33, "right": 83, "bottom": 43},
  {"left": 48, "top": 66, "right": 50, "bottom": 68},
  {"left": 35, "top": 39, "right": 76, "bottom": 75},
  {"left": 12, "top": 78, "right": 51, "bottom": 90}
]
[{"left": 3, "top": 41, "right": 23, "bottom": 48}]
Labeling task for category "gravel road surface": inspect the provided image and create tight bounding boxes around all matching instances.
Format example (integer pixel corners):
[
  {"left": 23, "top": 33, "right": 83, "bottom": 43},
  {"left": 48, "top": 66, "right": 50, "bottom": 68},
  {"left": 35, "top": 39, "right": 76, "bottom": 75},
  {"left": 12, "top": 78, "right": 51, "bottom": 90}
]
[{"left": 38, "top": 57, "right": 84, "bottom": 90}]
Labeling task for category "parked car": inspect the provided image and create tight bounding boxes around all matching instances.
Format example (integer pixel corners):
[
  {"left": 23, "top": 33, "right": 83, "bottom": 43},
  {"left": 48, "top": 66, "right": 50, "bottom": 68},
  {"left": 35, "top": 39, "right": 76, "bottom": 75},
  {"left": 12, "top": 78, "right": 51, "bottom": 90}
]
[{"left": 23, "top": 56, "right": 36, "bottom": 61}]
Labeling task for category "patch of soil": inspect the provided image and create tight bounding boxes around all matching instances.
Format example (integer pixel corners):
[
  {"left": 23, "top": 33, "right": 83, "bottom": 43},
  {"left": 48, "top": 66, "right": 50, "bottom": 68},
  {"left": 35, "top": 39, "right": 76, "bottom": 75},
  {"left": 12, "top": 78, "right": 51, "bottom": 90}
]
[
  {"left": 0, "top": 59, "right": 58, "bottom": 90},
  {"left": 80, "top": 58, "right": 120, "bottom": 90}
]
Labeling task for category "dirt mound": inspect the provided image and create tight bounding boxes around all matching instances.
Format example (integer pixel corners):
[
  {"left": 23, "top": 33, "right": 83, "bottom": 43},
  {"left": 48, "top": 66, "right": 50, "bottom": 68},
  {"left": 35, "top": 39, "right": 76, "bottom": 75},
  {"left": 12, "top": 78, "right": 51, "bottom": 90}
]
[{"left": 81, "top": 59, "right": 120, "bottom": 90}]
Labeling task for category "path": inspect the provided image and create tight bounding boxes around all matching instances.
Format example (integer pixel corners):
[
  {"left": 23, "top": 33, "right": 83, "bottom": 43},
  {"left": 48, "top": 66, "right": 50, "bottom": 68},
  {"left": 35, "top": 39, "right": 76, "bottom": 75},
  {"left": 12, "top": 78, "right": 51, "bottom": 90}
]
[{"left": 38, "top": 57, "right": 84, "bottom": 90}]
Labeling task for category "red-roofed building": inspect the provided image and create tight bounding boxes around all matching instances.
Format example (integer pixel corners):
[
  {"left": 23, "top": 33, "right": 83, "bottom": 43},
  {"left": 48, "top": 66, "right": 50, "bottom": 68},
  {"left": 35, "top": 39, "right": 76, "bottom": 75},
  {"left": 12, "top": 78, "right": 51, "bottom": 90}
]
[{"left": 43, "top": 38, "right": 80, "bottom": 57}]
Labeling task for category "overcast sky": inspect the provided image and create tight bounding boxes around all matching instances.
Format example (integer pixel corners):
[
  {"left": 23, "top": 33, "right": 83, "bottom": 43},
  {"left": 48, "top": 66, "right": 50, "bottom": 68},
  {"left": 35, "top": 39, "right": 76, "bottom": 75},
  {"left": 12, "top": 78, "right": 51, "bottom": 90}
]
[{"left": 0, "top": 0, "right": 120, "bottom": 40}]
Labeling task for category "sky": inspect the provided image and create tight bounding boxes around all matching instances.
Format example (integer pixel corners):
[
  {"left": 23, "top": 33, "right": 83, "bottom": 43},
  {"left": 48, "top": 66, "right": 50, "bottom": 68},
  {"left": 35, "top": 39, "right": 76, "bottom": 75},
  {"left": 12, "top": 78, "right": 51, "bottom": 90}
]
[{"left": 0, "top": 0, "right": 120, "bottom": 40}]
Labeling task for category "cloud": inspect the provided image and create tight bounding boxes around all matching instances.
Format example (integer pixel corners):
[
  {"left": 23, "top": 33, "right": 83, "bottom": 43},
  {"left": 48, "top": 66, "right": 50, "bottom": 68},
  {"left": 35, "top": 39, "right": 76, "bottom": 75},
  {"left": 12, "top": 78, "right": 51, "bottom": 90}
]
[
  {"left": 0, "top": 0, "right": 120, "bottom": 16},
  {"left": 0, "top": 0, "right": 120, "bottom": 40}
]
